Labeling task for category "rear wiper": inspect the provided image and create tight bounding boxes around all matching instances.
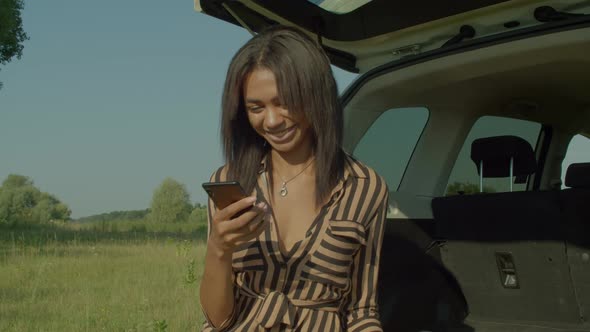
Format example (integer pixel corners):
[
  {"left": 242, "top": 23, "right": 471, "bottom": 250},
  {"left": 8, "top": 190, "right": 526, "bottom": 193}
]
[
  {"left": 441, "top": 25, "right": 476, "bottom": 48},
  {"left": 534, "top": 6, "right": 585, "bottom": 22}
]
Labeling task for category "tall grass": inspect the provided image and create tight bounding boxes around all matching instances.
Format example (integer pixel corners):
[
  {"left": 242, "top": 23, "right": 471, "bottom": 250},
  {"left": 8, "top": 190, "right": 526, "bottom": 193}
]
[{"left": 0, "top": 220, "right": 208, "bottom": 331}]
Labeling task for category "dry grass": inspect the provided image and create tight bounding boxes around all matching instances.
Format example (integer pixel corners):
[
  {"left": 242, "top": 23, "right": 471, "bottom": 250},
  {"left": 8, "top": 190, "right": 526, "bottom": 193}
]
[{"left": 0, "top": 224, "right": 207, "bottom": 332}]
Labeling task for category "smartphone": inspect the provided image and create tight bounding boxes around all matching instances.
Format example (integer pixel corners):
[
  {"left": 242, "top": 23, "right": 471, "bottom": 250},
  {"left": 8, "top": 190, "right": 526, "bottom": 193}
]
[{"left": 202, "top": 181, "right": 252, "bottom": 216}]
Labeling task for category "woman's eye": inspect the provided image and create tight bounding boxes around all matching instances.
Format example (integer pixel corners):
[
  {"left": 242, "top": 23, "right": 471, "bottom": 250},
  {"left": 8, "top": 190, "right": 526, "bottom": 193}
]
[{"left": 248, "top": 106, "right": 263, "bottom": 113}]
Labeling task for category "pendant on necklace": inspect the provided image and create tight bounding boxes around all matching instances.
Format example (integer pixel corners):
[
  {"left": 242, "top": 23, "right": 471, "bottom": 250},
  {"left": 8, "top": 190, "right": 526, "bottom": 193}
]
[{"left": 280, "top": 182, "right": 288, "bottom": 197}]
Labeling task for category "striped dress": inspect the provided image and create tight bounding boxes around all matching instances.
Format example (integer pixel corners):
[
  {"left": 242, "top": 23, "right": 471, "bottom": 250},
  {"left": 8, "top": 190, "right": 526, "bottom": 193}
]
[{"left": 202, "top": 154, "right": 388, "bottom": 331}]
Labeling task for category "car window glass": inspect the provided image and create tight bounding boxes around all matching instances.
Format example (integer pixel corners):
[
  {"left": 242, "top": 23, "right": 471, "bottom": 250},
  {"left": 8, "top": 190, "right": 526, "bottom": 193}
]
[
  {"left": 561, "top": 134, "right": 590, "bottom": 187},
  {"left": 353, "top": 107, "right": 429, "bottom": 191},
  {"left": 445, "top": 116, "right": 542, "bottom": 195}
]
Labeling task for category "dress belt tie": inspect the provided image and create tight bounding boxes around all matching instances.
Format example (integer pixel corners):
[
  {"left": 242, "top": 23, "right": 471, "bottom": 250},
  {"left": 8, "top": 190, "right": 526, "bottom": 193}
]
[{"left": 239, "top": 287, "right": 339, "bottom": 328}]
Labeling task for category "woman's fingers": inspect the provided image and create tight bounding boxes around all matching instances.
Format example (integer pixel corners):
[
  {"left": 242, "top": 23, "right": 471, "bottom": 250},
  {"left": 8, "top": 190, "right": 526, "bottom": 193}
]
[
  {"left": 249, "top": 213, "right": 268, "bottom": 237},
  {"left": 210, "top": 197, "right": 270, "bottom": 251},
  {"left": 236, "top": 209, "right": 267, "bottom": 234},
  {"left": 233, "top": 213, "right": 269, "bottom": 245},
  {"left": 216, "top": 202, "right": 267, "bottom": 238},
  {"left": 214, "top": 196, "right": 257, "bottom": 222},
  {"left": 230, "top": 202, "right": 267, "bottom": 227}
]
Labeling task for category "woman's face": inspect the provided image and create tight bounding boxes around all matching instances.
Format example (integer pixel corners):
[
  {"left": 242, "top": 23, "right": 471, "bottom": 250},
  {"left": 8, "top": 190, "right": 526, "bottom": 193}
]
[{"left": 243, "top": 67, "right": 312, "bottom": 156}]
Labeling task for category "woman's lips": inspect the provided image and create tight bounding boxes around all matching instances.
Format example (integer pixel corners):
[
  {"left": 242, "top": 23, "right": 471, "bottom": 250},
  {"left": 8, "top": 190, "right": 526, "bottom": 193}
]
[{"left": 266, "top": 125, "right": 296, "bottom": 144}]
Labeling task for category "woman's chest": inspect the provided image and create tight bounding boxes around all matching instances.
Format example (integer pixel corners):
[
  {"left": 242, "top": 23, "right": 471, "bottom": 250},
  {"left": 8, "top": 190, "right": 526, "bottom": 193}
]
[
  {"left": 270, "top": 192, "right": 319, "bottom": 254},
  {"left": 231, "top": 206, "right": 369, "bottom": 290}
]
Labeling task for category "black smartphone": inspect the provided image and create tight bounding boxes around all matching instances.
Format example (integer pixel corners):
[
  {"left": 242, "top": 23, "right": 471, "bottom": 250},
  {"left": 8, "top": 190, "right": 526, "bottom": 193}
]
[{"left": 202, "top": 181, "right": 252, "bottom": 216}]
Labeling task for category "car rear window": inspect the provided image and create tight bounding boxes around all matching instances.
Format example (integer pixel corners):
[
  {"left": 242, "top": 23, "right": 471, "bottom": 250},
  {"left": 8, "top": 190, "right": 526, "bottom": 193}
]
[
  {"left": 353, "top": 107, "right": 429, "bottom": 192},
  {"left": 561, "top": 134, "right": 590, "bottom": 187},
  {"left": 445, "top": 116, "right": 542, "bottom": 195}
]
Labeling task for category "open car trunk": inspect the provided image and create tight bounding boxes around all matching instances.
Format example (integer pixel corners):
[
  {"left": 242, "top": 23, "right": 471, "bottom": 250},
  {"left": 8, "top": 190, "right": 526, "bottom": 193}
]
[
  {"left": 195, "top": 0, "right": 586, "bottom": 73},
  {"left": 194, "top": 1, "right": 590, "bottom": 331}
]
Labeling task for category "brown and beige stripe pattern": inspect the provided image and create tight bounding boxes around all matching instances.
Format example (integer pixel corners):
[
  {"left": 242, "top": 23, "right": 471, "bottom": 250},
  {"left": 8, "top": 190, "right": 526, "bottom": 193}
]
[{"left": 202, "top": 154, "right": 388, "bottom": 331}]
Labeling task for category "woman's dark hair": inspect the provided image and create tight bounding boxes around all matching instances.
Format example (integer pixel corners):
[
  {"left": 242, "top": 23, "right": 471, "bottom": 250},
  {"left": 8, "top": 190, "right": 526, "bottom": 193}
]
[{"left": 221, "top": 25, "right": 345, "bottom": 207}]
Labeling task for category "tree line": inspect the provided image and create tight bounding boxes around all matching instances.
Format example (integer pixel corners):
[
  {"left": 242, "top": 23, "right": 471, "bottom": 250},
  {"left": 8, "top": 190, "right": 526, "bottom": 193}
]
[
  {"left": 76, "top": 209, "right": 151, "bottom": 223},
  {"left": 0, "top": 174, "right": 71, "bottom": 225},
  {"left": 0, "top": 174, "right": 207, "bottom": 226}
]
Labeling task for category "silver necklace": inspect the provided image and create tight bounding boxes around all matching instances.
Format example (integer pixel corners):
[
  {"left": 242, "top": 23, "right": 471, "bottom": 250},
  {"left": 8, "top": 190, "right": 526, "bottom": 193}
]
[{"left": 276, "top": 158, "right": 314, "bottom": 197}]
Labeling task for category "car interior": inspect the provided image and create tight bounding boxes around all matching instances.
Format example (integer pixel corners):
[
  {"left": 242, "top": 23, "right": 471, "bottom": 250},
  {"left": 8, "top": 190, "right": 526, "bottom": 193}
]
[{"left": 340, "top": 15, "right": 590, "bottom": 332}]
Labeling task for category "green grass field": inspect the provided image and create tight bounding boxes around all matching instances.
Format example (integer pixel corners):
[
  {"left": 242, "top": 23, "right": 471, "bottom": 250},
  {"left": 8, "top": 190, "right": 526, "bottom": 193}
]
[{"left": 0, "top": 221, "right": 208, "bottom": 332}]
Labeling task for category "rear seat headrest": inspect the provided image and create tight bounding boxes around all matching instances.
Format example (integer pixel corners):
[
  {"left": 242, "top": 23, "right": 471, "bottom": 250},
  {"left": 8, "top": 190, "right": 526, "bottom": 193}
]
[
  {"left": 565, "top": 163, "right": 590, "bottom": 189},
  {"left": 470, "top": 135, "right": 537, "bottom": 178}
]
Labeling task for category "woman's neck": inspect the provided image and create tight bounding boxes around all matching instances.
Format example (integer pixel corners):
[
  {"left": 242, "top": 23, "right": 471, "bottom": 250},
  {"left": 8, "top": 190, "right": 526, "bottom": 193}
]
[{"left": 270, "top": 145, "right": 315, "bottom": 180}]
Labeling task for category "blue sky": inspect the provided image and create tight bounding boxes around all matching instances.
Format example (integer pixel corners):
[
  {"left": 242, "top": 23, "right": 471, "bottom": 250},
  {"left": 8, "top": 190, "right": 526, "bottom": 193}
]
[
  {"left": 0, "top": 0, "right": 356, "bottom": 217},
  {"left": 0, "top": 1, "right": 587, "bottom": 218}
]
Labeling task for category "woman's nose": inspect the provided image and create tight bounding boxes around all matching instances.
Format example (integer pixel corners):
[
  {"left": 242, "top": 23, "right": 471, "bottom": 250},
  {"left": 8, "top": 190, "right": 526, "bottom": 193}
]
[{"left": 264, "top": 106, "right": 285, "bottom": 128}]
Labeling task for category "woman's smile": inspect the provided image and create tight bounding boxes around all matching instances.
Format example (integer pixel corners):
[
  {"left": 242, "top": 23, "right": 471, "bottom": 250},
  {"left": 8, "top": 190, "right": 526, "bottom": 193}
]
[{"left": 265, "top": 125, "right": 297, "bottom": 144}]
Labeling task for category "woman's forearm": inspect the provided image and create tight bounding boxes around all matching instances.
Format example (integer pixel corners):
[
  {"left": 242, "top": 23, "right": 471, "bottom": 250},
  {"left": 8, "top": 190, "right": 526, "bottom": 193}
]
[{"left": 200, "top": 243, "right": 235, "bottom": 328}]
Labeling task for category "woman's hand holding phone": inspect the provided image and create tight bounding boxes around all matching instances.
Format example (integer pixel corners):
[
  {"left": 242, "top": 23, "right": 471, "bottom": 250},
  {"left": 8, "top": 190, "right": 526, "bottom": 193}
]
[{"left": 208, "top": 196, "right": 269, "bottom": 258}]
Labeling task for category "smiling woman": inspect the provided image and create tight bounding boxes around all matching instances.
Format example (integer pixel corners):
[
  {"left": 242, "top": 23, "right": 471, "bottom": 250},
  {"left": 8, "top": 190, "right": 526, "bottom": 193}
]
[
  {"left": 198, "top": 25, "right": 389, "bottom": 332},
  {"left": 243, "top": 68, "right": 313, "bottom": 169}
]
